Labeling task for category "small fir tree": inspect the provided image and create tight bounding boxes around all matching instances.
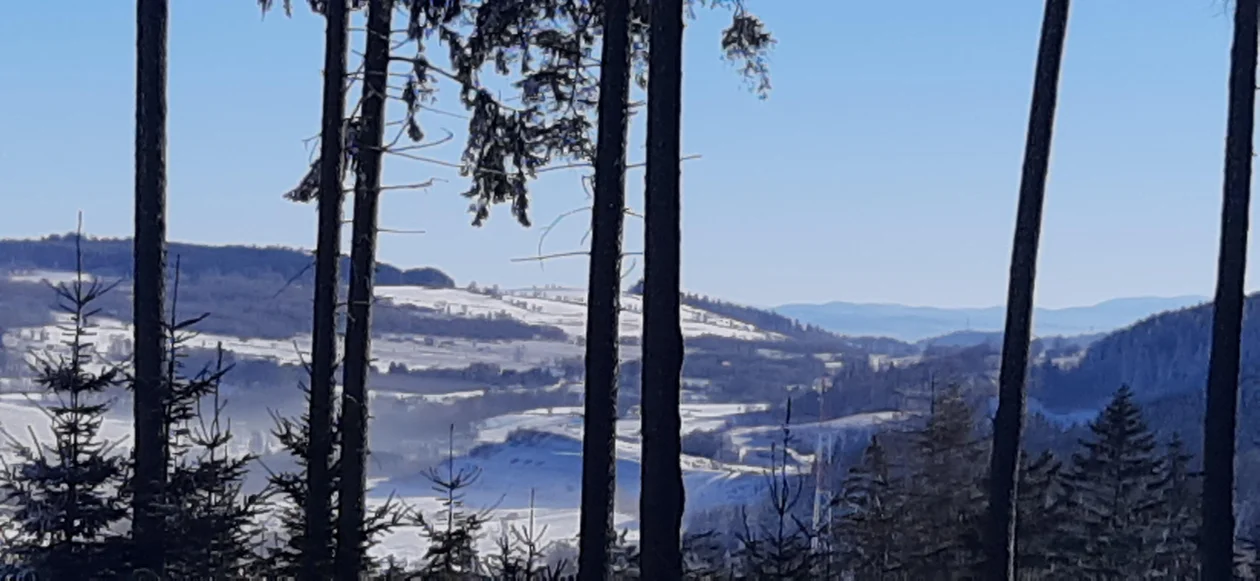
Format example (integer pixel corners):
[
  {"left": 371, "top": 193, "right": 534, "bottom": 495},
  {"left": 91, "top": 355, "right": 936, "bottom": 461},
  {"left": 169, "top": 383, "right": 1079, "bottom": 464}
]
[
  {"left": 151, "top": 258, "right": 267, "bottom": 576},
  {"left": 260, "top": 384, "right": 404, "bottom": 578},
  {"left": 0, "top": 233, "right": 129, "bottom": 578},
  {"left": 733, "top": 402, "right": 820, "bottom": 580},
  {"left": 162, "top": 344, "right": 268, "bottom": 578},
  {"left": 414, "top": 427, "right": 489, "bottom": 579}
]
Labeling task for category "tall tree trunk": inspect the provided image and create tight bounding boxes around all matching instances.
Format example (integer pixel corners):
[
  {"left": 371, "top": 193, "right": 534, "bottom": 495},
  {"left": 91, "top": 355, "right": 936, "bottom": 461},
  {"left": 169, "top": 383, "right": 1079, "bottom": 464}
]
[
  {"left": 576, "top": 0, "right": 632, "bottom": 578},
  {"left": 984, "top": 2, "right": 1069, "bottom": 579},
  {"left": 1201, "top": 0, "right": 1257, "bottom": 577},
  {"left": 133, "top": 0, "right": 169, "bottom": 573},
  {"left": 335, "top": 0, "right": 391, "bottom": 577},
  {"left": 640, "top": 0, "right": 685, "bottom": 578},
  {"left": 305, "top": 0, "right": 350, "bottom": 577}
]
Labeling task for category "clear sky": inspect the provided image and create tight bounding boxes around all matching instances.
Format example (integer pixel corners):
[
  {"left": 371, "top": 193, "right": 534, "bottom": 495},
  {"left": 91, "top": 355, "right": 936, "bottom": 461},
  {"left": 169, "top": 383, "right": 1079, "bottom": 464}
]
[{"left": 0, "top": 1, "right": 1251, "bottom": 309}]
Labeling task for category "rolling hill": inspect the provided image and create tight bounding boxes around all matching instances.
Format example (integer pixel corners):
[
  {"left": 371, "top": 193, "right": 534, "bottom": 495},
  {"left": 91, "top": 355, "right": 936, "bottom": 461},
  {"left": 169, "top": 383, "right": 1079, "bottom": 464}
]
[{"left": 1035, "top": 294, "right": 1260, "bottom": 411}]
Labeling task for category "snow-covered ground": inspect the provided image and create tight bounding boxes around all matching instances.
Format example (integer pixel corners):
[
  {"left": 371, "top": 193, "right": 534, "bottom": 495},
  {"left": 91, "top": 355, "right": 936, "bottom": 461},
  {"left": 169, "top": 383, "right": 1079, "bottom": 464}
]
[
  {"left": 379, "top": 285, "right": 781, "bottom": 342},
  {"left": 6, "top": 270, "right": 94, "bottom": 285},
  {"left": 0, "top": 388, "right": 791, "bottom": 560},
  {"left": 0, "top": 379, "right": 912, "bottom": 563},
  {"left": 4, "top": 313, "right": 576, "bottom": 374},
  {"left": 0, "top": 272, "right": 845, "bottom": 562},
  {"left": 372, "top": 402, "right": 784, "bottom": 559},
  {"left": 3, "top": 277, "right": 784, "bottom": 377},
  {"left": 725, "top": 411, "right": 915, "bottom": 468}
]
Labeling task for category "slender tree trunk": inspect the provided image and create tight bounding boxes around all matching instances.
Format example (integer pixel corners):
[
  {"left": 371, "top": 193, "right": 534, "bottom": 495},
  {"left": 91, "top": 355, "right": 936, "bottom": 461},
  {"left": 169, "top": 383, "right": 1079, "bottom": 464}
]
[
  {"left": 133, "top": 0, "right": 169, "bottom": 573},
  {"left": 576, "top": 0, "right": 632, "bottom": 578},
  {"left": 984, "top": 2, "right": 1069, "bottom": 579},
  {"left": 1201, "top": 0, "right": 1257, "bottom": 577},
  {"left": 640, "top": 0, "right": 685, "bottom": 578},
  {"left": 305, "top": 0, "right": 350, "bottom": 577},
  {"left": 336, "top": 0, "right": 391, "bottom": 577}
]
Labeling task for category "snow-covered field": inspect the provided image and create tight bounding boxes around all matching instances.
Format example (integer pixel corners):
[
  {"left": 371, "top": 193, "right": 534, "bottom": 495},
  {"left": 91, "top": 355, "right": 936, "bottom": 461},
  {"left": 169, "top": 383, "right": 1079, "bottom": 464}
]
[
  {"left": 0, "top": 272, "right": 876, "bottom": 562},
  {"left": 373, "top": 402, "right": 789, "bottom": 558},
  {"left": 4, "top": 280, "right": 783, "bottom": 378},
  {"left": 5, "top": 313, "right": 576, "bottom": 374},
  {"left": 0, "top": 383, "right": 910, "bottom": 562},
  {"left": 0, "top": 389, "right": 803, "bottom": 559},
  {"left": 379, "top": 286, "right": 781, "bottom": 342},
  {"left": 6, "top": 270, "right": 94, "bottom": 285}
]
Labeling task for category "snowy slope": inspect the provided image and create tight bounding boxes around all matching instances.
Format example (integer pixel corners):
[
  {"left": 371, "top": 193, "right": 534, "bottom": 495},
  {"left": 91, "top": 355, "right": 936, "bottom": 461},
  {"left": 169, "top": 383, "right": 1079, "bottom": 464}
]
[
  {"left": 4, "top": 274, "right": 783, "bottom": 376},
  {"left": 0, "top": 272, "right": 829, "bottom": 563},
  {"left": 725, "top": 411, "right": 916, "bottom": 468},
  {"left": 372, "top": 403, "right": 781, "bottom": 559},
  {"left": 378, "top": 286, "right": 780, "bottom": 342}
]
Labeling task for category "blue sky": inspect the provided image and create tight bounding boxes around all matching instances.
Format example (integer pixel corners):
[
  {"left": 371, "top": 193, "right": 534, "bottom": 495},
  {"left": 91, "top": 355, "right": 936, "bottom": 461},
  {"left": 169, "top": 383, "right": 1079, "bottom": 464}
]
[{"left": 0, "top": 1, "right": 1248, "bottom": 308}]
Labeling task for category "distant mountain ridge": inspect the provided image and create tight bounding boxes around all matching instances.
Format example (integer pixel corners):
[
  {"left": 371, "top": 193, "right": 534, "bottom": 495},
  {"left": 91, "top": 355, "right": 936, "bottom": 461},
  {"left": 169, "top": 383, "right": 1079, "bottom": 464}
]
[{"left": 775, "top": 296, "right": 1209, "bottom": 342}]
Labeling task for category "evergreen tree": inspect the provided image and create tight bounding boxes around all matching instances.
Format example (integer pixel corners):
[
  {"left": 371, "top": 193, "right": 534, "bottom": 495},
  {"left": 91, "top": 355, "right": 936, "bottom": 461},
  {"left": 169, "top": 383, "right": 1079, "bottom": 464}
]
[
  {"left": 833, "top": 435, "right": 905, "bottom": 579},
  {"left": 152, "top": 262, "right": 267, "bottom": 577},
  {"left": 1013, "top": 450, "right": 1070, "bottom": 579},
  {"left": 1151, "top": 434, "right": 1199, "bottom": 579},
  {"left": 158, "top": 335, "right": 267, "bottom": 578},
  {"left": 733, "top": 407, "right": 820, "bottom": 580},
  {"left": 261, "top": 391, "right": 404, "bottom": 578},
  {"left": 414, "top": 430, "right": 489, "bottom": 579},
  {"left": 484, "top": 490, "right": 567, "bottom": 580},
  {"left": 1058, "top": 386, "right": 1167, "bottom": 579},
  {"left": 608, "top": 529, "right": 641, "bottom": 579},
  {"left": 899, "top": 386, "right": 986, "bottom": 580},
  {"left": 0, "top": 240, "right": 129, "bottom": 579},
  {"left": 259, "top": 393, "right": 337, "bottom": 578}
]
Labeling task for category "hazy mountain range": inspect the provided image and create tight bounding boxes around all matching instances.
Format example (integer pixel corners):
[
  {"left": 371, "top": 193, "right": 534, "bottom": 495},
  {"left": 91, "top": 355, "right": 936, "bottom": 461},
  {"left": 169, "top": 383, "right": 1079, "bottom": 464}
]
[{"left": 775, "top": 296, "right": 1210, "bottom": 342}]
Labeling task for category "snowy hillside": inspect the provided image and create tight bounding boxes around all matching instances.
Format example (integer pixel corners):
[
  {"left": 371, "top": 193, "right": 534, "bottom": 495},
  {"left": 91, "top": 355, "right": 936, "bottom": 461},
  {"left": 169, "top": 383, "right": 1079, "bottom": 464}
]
[
  {"left": 3, "top": 273, "right": 782, "bottom": 378},
  {"left": 376, "top": 403, "right": 794, "bottom": 559},
  {"left": 0, "top": 269, "right": 884, "bottom": 562},
  {"left": 378, "top": 285, "right": 781, "bottom": 342},
  {"left": 371, "top": 402, "right": 915, "bottom": 558}
]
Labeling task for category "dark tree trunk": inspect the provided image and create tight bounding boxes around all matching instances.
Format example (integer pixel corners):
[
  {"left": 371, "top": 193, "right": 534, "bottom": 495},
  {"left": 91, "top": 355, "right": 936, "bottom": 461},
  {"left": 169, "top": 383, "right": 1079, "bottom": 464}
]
[
  {"left": 576, "top": 0, "right": 632, "bottom": 578},
  {"left": 984, "top": 2, "right": 1069, "bottom": 579},
  {"left": 304, "top": 0, "right": 350, "bottom": 577},
  {"left": 640, "top": 0, "right": 685, "bottom": 578},
  {"left": 1201, "top": 0, "right": 1257, "bottom": 577},
  {"left": 132, "top": 0, "right": 169, "bottom": 573},
  {"left": 335, "top": 0, "right": 391, "bottom": 577}
]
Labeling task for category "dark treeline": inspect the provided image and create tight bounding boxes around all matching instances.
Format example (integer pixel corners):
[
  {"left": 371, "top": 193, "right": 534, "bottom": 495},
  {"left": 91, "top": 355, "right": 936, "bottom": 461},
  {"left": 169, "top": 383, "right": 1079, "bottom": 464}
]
[{"left": 0, "top": 234, "right": 456, "bottom": 289}]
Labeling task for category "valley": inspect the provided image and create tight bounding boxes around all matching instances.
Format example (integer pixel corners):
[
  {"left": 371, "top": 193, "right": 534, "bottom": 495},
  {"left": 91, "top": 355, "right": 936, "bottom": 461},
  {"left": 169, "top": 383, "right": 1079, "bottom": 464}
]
[{"left": 1, "top": 236, "right": 1256, "bottom": 560}]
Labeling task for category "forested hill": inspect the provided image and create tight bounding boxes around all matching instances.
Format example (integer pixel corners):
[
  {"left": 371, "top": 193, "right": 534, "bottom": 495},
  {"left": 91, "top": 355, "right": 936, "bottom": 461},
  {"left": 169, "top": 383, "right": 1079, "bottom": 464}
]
[
  {"left": 0, "top": 234, "right": 455, "bottom": 288},
  {"left": 1035, "top": 294, "right": 1260, "bottom": 411}
]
